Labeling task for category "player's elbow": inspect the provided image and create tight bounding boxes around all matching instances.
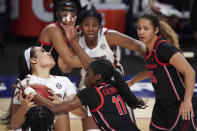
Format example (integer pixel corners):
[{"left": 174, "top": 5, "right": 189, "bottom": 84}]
[
  {"left": 183, "top": 67, "right": 195, "bottom": 78},
  {"left": 190, "top": 68, "right": 195, "bottom": 77}
]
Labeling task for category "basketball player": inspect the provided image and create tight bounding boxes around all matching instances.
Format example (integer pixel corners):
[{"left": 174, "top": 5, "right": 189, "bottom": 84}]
[
  {"left": 15, "top": 58, "right": 147, "bottom": 131},
  {"left": 39, "top": 0, "right": 81, "bottom": 74},
  {"left": 58, "top": 9, "right": 147, "bottom": 131},
  {"left": 11, "top": 46, "right": 86, "bottom": 131},
  {"left": 127, "top": 14, "right": 197, "bottom": 131}
]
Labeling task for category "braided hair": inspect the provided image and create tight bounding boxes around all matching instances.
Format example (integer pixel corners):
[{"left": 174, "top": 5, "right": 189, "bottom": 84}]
[
  {"left": 89, "top": 58, "right": 147, "bottom": 109},
  {"left": 22, "top": 106, "right": 55, "bottom": 131}
]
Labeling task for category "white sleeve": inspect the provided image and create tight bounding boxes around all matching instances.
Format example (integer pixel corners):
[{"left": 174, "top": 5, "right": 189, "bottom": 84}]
[{"left": 63, "top": 77, "right": 77, "bottom": 98}]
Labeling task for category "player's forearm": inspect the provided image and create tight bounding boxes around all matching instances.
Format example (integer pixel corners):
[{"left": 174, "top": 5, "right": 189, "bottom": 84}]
[
  {"left": 70, "top": 37, "right": 92, "bottom": 69},
  {"left": 71, "top": 106, "right": 87, "bottom": 118},
  {"left": 33, "top": 94, "right": 62, "bottom": 115},
  {"left": 34, "top": 94, "right": 79, "bottom": 115},
  {"left": 11, "top": 106, "right": 28, "bottom": 129},
  {"left": 52, "top": 41, "right": 81, "bottom": 68},
  {"left": 127, "top": 69, "right": 148, "bottom": 87},
  {"left": 183, "top": 69, "right": 195, "bottom": 102}
]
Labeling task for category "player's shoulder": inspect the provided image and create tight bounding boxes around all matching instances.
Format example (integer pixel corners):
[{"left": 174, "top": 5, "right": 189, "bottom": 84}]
[
  {"left": 20, "top": 74, "right": 32, "bottom": 84},
  {"left": 43, "top": 22, "right": 62, "bottom": 33},
  {"left": 51, "top": 75, "right": 71, "bottom": 83},
  {"left": 156, "top": 40, "right": 174, "bottom": 50}
]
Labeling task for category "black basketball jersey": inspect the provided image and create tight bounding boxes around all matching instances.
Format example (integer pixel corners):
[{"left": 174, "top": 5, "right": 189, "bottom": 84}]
[
  {"left": 145, "top": 35, "right": 185, "bottom": 108},
  {"left": 77, "top": 82, "right": 139, "bottom": 131}
]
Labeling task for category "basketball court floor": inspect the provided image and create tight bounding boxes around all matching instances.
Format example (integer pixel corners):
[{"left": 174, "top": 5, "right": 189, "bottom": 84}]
[{"left": 0, "top": 98, "right": 154, "bottom": 131}]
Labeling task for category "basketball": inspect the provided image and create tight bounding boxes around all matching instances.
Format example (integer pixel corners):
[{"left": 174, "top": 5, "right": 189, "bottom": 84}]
[{"left": 30, "top": 84, "right": 51, "bottom": 100}]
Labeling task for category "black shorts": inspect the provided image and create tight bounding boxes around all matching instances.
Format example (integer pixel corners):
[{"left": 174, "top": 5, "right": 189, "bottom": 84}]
[{"left": 150, "top": 98, "right": 197, "bottom": 131}]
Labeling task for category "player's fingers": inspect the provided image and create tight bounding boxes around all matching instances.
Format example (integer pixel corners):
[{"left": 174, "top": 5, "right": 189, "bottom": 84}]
[
  {"left": 48, "top": 95, "right": 58, "bottom": 100},
  {"left": 76, "top": 25, "right": 79, "bottom": 31},
  {"left": 191, "top": 109, "right": 194, "bottom": 118},
  {"left": 26, "top": 78, "right": 30, "bottom": 86},
  {"left": 12, "top": 84, "right": 20, "bottom": 89},
  {"left": 73, "top": 16, "right": 77, "bottom": 26},
  {"left": 187, "top": 110, "right": 190, "bottom": 120},
  {"left": 29, "top": 93, "right": 36, "bottom": 101},
  {"left": 18, "top": 90, "right": 24, "bottom": 101},
  {"left": 47, "top": 88, "right": 54, "bottom": 94},
  {"left": 17, "top": 79, "right": 23, "bottom": 87},
  {"left": 60, "top": 23, "right": 66, "bottom": 29},
  {"left": 183, "top": 110, "right": 187, "bottom": 120},
  {"left": 25, "top": 92, "right": 33, "bottom": 101},
  {"left": 28, "top": 102, "right": 36, "bottom": 107}
]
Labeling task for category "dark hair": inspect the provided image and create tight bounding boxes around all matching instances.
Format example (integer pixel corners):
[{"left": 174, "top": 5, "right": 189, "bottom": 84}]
[
  {"left": 56, "top": 0, "right": 77, "bottom": 13},
  {"left": 77, "top": 9, "right": 102, "bottom": 26},
  {"left": 56, "top": 0, "right": 77, "bottom": 22},
  {"left": 22, "top": 106, "right": 55, "bottom": 131},
  {"left": 139, "top": 14, "right": 180, "bottom": 49},
  {"left": 89, "top": 58, "right": 146, "bottom": 109},
  {"left": 18, "top": 46, "right": 37, "bottom": 80}
]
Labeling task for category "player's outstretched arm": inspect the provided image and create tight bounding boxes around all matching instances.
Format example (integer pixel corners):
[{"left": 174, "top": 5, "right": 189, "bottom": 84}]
[
  {"left": 30, "top": 91, "right": 83, "bottom": 116},
  {"left": 127, "top": 69, "right": 149, "bottom": 87},
  {"left": 60, "top": 17, "right": 92, "bottom": 69},
  {"left": 40, "top": 24, "right": 82, "bottom": 69},
  {"left": 106, "top": 31, "right": 146, "bottom": 57}
]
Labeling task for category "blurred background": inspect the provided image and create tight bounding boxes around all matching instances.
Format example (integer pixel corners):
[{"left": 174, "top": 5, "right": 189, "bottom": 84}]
[
  {"left": 0, "top": 0, "right": 196, "bottom": 98},
  {"left": 0, "top": 0, "right": 197, "bottom": 130}
]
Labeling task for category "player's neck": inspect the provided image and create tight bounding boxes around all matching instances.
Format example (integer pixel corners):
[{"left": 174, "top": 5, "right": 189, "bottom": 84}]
[
  {"left": 146, "top": 35, "right": 158, "bottom": 51},
  {"left": 32, "top": 68, "right": 51, "bottom": 79},
  {"left": 85, "top": 38, "right": 97, "bottom": 49}
]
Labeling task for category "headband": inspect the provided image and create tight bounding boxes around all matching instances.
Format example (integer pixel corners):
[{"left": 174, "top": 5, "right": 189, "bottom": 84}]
[{"left": 24, "top": 47, "right": 32, "bottom": 70}]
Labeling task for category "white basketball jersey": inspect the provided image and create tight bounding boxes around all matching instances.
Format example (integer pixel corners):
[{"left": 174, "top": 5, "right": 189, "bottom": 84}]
[
  {"left": 79, "top": 27, "right": 123, "bottom": 78},
  {"left": 13, "top": 74, "right": 77, "bottom": 105}
]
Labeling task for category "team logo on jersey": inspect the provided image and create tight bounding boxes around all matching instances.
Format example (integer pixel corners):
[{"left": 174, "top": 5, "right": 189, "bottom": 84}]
[
  {"left": 56, "top": 83, "right": 62, "bottom": 89},
  {"left": 100, "top": 43, "right": 106, "bottom": 49}
]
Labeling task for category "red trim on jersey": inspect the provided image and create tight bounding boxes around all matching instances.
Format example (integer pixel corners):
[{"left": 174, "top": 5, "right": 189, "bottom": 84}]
[
  {"left": 169, "top": 111, "right": 181, "bottom": 130},
  {"left": 145, "top": 35, "right": 162, "bottom": 60},
  {"left": 151, "top": 120, "right": 169, "bottom": 130},
  {"left": 192, "top": 117, "right": 197, "bottom": 130},
  {"left": 155, "top": 40, "right": 170, "bottom": 66},
  {"left": 39, "top": 39, "right": 52, "bottom": 46},
  {"left": 90, "top": 86, "right": 104, "bottom": 112},
  {"left": 163, "top": 66, "right": 180, "bottom": 101},
  {"left": 177, "top": 71, "right": 185, "bottom": 89},
  {"left": 97, "top": 110, "right": 116, "bottom": 131}
]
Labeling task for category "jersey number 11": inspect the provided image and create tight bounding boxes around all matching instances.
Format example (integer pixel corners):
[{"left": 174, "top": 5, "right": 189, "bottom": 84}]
[{"left": 112, "top": 95, "right": 127, "bottom": 115}]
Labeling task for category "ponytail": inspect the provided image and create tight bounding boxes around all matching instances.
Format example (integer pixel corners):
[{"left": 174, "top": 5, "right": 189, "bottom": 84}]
[
  {"left": 159, "top": 20, "right": 180, "bottom": 49},
  {"left": 113, "top": 70, "right": 147, "bottom": 109}
]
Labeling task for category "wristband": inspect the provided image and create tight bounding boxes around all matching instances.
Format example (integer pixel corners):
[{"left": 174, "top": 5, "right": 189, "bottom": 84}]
[{"left": 24, "top": 87, "right": 37, "bottom": 95}]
